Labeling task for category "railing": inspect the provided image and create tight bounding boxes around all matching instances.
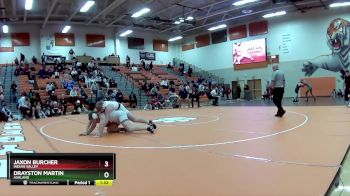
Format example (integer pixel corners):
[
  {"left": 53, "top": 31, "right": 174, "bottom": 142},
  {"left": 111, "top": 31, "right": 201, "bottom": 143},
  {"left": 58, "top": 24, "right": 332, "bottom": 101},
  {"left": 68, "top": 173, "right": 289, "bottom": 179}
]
[{"left": 173, "top": 58, "right": 225, "bottom": 85}]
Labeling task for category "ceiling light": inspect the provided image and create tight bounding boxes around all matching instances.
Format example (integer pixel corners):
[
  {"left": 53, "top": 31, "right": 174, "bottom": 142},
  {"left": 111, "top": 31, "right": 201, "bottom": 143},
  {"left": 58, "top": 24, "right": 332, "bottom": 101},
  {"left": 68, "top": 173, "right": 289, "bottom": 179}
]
[
  {"left": 131, "top": 8, "right": 150, "bottom": 18},
  {"left": 168, "top": 36, "right": 182, "bottom": 42},
  {"left": 186, "top": 16, "right": 194, "bottom": 21},
  {"left": 242, "top": 9, "right": 253, "bottom": 14},
  {"left": 25, "top": 0, "right": 33, "bottom": 10},
  {"left": 208, "top": 24, "right": 227, "bottom": 31},
  {"left": 62, "top": 26, "right": 71, "bottom": 33},
  {"left": 174, "top": 21, "right": 181, "bottom": 24},
  {"left": 233, "top": 0, "right": 258, "bottom": 6},
  {"left": 262, "top": 11, "right": 286, "bottom": 18},
  {"left": 2, "top": 25, "right": 9, "bottom": 33},
  {"left": 120, "top": 30, "right": 133, "bottom": 37},
  {"left": 329, "top": 2, "right": 350, "bottom": 7},
  {"left": 80, "top": 1, "right": 95, "bottom": 12},
  {"left": 180, "top": 19, "right": 185, "bottom": 22}
]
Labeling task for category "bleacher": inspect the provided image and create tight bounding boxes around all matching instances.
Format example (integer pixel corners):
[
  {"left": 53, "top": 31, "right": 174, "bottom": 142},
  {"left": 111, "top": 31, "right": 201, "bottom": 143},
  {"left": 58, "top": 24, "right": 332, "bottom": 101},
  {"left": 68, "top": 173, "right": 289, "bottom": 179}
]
[{"left": 112, "top": 64, "right": 210, "bottom": 104}]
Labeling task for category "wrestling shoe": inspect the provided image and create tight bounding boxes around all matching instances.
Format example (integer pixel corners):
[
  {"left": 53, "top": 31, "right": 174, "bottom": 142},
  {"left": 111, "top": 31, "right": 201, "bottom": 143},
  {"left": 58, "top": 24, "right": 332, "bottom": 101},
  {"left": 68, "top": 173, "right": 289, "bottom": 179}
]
[
  {"left": 148, "top": 120, "right": 157, "bottom": 129},
  {"left": 147, "top": 126, "right": 155, "bottom": 134}
]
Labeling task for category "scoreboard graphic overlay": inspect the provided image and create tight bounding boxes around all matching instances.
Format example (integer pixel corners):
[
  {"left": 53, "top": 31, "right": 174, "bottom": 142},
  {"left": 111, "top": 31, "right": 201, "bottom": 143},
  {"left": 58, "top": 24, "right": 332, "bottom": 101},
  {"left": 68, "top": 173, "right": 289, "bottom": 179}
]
[{"left": 7, "top": 153, "right": 116, "bottom": 186}]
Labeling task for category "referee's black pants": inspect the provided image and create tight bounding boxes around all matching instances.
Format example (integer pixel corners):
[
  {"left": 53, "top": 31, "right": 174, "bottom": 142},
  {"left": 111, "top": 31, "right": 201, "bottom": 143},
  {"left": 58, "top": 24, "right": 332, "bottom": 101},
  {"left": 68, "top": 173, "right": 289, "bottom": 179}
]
[{"left": 273, "top": 87, "right": 285, "bottom": 115}]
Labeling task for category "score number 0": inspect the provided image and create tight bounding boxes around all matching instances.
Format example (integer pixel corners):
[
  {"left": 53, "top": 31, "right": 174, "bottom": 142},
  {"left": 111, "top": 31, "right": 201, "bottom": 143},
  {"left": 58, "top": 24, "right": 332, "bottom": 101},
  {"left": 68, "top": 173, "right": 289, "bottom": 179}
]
[{"left": 104, "top": 161, "right": 110, "bottom": 178}]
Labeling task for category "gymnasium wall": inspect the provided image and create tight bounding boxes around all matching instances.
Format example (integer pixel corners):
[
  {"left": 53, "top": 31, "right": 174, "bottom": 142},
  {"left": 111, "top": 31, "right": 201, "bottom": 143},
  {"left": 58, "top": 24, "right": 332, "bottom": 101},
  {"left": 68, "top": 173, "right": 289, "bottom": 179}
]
[
  {"left": 179, "top": 7, "right": 350, "bottom": 97},
  {"left": 116, "top": 31, "right": 180, "bottom": 65},
  {"left": 0, "top": 25, "right": 41, "bottom": 65},
  {"left": 40, "top": 25, "right": 115, "bottom": 59}
]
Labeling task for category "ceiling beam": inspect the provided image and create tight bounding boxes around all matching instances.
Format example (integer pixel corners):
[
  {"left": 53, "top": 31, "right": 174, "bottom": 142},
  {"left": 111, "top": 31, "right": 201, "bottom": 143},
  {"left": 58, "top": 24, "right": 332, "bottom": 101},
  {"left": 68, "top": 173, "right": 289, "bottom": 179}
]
[
  {"left": 86, "top": 0, "right": 127, "bottom": 25},
  {"left": 42, "top": 0, "right": 59, "bottom": 28},
  {"left": 11, "top": 0, "right": 16, "bottom": 16},
  {"left": 65, "top": 1, "right": 85, "bottom": 23},
  {"left": 160, "top": 0, "right": 231, "bottom": 32},
  {"left": 106, "top": 0, "right": 154, "bottom": 27},
  {"left": 0, "top": 0, "right": 5, "bottom": 19},
  {"left": 182, "top": 4, "right": 291, "bottom": 34},
  {"left": 23, "top": 10, "right": 27, "bottom": 23}
]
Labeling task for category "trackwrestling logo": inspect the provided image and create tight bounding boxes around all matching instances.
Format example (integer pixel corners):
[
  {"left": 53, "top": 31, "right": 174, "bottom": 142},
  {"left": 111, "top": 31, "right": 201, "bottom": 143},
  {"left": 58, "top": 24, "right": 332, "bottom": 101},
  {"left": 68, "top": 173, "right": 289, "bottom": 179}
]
[{"left": 153, "top": 117, "right": 197, "bottom": 123}]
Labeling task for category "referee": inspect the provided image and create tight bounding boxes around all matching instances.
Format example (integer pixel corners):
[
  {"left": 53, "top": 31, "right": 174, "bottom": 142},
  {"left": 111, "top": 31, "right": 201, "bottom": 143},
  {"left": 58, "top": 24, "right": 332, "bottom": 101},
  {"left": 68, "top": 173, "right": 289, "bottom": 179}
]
[{"left": 270, "top": 64, "right": 286, "bottom": 117}]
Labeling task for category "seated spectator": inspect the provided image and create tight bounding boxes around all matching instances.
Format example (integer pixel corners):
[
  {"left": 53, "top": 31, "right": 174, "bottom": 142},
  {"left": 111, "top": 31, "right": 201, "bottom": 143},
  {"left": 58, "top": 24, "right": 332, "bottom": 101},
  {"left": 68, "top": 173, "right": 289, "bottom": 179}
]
[
  {"left": 72, "top": 100, "right": 87, "bottom": 114},
  {"left": 71, "top": 68, "right": 78, "bottom": 80},
  {"left": 32, "top": 56, "right": 38, "bottom": 64},
  {"left": 18, "top": 93, "right": 30, "bottom": 120},
  {"left": 167, "top": 62, "right": 173, "bottom": 69},
  {"left": 150, "top": 86, "right": 158, "bottom": 97},
  {"left": 38, "top": 68, "right": 47, "bottom": 79},
  {"left": 151, "top": 97, "right": 162, "bottom": 110},
  {"left": 116, "top": 90, "right": 124, "bottom": 103},
  {"left": 69, "top": 86, "right": 80, "bottom": 103},
  {"left": 28, "top": 70, "right": 36, "bottom": 84},
  {"left": 59, "top": 94, "right": 68, "bottom": 115},
  {"left": 46, "top": 82, "right": 55, "bottom": 95},
  {"left": 109, "top": 78, "right": 117, "bottom": 88},
  {"left": 198, "top": 83, "right": 205, "bottom": 96},
  {"left": 167, "top": 92, "right": 179, "bottom": 108},
  {"left": 1, "top": 104, "right": 15, "bottom": 121},
  {"left": 35, "top": 102, "right": 47, "bottom": 119},
  {"left": 49, "top": 91, "right": 58, "bottom": 102},
  {"left": 54, "top": 70, "right": 60, "bottom": 78},
  {"left": 160, "top": 79, "right": 169, "bottom": 89},
  {"left": 157, "top": 93, "right": 165, "bottom": 106},
  {"left": 179, "top": 88, "right": 190, "bottom": 108},
  {"left": 210, "top": 87, "right": 220, "bottom": 106}
]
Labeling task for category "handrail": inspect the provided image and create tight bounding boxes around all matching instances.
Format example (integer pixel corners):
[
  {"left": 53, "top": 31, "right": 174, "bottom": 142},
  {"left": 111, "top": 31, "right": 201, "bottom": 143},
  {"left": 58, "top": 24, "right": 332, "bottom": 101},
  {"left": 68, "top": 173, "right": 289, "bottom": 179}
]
[{"left": 173, "top": 58, "right": 225, "bottom": 85}]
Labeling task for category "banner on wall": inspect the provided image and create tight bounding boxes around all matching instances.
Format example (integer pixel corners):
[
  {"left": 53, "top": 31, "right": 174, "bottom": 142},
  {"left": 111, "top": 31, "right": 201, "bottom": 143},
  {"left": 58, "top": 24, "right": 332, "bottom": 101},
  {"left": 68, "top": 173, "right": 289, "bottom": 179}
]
[
  {"left": 139, "top": 52, "right": 156, "bottom": 61},
  {"left": 233, "top": 38, "right": 267, "bottom": 65}
]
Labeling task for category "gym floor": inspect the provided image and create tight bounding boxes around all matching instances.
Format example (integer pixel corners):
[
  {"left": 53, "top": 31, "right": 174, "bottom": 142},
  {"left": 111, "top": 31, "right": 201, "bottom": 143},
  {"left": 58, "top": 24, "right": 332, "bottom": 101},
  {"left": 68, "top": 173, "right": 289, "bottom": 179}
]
[{"left": 1, "top": 99, "right": 350, "bottom": 195}]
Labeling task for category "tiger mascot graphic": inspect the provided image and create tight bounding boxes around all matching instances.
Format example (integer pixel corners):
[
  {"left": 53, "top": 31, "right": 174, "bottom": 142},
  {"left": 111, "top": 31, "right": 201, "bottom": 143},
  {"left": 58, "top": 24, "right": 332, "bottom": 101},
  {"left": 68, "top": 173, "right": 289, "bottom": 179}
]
[{"left": 302, "top": 18, "right": 350, "bottom": 76}]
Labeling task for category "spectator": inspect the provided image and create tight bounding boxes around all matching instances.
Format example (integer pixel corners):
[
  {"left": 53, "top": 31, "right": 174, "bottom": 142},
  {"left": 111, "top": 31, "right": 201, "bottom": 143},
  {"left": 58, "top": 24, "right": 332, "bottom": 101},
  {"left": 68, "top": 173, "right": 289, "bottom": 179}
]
[
  {"left": 179, "top": 63, "right": 184, "bottom": 76},
  {"left": 150, "top": 86, "right": 158, "bottom": 97},
  {"left": 188, "top": 66, "right": 193, "bottom": 77},
  {"left": 157, "top": 93, "right": 165, "bottom": 106},
  {"left": 210, "top": 87, "right": 220, "bottom": 106},
  {"left": 141, "top": 60, "right": 146, "bottom": 69},
  {"left": 10, "top": 81, "right": 17, "bottom": 102},
  {"left": 167, "top": 62, "right": 173, "bottom": 69},
  {"left": 116, "top": 90, "right": 124, "bottom": 103},
  {"left": 41, "top": 53, "right": 45, "bottom": 64},
  {"left": 198, "top": 83, "right": 205, "bottom": 96},
  {"left": 225, "top": 86, "right": 231, "bottom": 99},
  {"left": 126, "top": 55, "right": 130, "bottom": 67},
  {"left": 18, "top": 93, "right": 30, "bottom": 120},
  {"left": 1, "top": 104, "right": 15, "bottom": 121},
  {"left": 69, "top": 48, "right": 75, "bottom": 60},
  {"left": 14, "top": 57, "right": 19, "bottom": 66},
  {"left": 32, "top": 56, "right": 38, "bottom": 64},
  {"left": 160, "top": 79, "right": 169, "bottom": 89},
  {"left": 0, "top": 82, "right": 4, "bottom": 105},
  {"left": 129, "top": 91, "right": 137, "bottom": 108},
  {"left": 149, "top": 61, "right": 153, "bottom": 72},
  {"left": 236, "top": 85, "right": 242, "bottom": 99},
  {"left": 59, "top": 94, "right": 68, "bottom": 115},
  {"left": 35, "top": 102, "right": 47, "bottom": 119},
  {"left": 69, "top": 86, "right": 79, "bottom": 103},
  {"left": 20, "top": 53, "right": 25, "bottom": 62},
  {"left": 38, "top": 68, "right": 47, "bottom": 79},
  {"left": 46, "top": 82, "right": 55, "bottom": 95},
  {"left": 109, "top": 78, "right": 117, "bottom": 88},
  {"left": 179, "top": 88, "right": 190, "bottom": 108}
]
